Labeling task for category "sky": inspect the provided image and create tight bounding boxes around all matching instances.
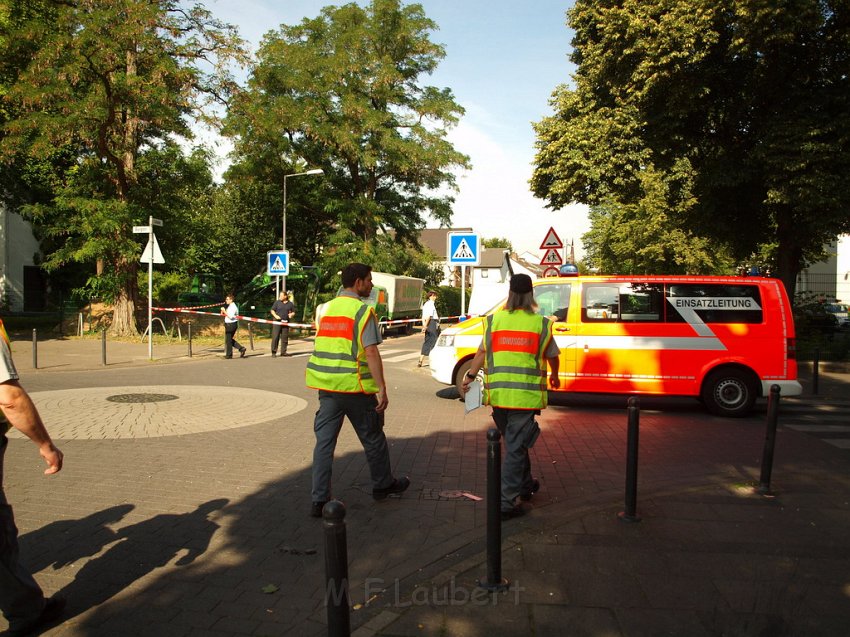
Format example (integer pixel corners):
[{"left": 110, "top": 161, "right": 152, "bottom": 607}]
[{"left": 205, "top": 0, "right": 589, "bottom": 260}]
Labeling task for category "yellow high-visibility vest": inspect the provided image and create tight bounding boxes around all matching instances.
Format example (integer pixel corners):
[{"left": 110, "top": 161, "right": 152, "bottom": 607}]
[
  {"left": 483, "top": 310, "right": 552, "bottom": 409},
  {"left": 305, "top": 296, "right": 379, "bottom": 394}
]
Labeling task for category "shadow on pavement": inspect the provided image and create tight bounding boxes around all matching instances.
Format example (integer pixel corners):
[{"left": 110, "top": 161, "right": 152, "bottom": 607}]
[{"left": 10, "top": 404, "right": 850, "bottom": 636}]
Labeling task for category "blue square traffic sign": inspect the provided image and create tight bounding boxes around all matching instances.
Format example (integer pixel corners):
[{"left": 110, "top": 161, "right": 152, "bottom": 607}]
[
  {"left": 267, "top": 250, "right": 289, "bottom": 276},
  {"left": 447, "top": 232, "right": 480, "bottom": 265}
]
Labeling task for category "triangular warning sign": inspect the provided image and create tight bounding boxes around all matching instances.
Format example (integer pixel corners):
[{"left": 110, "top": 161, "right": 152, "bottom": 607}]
[
  {"left": 452, "top": 239, "right": 475, "bottom": 260},
  {"left": 539, "top": 227, "right": 564, "bottom": 249},
  {"left": 271, "top": 256, "right": 286, "bottom": 272},
  {"left": 140, "top": 234, "right": 165, "bottom": 264},
  {"left": 540, "top": 248, "right": 563, "bottom": 265}
]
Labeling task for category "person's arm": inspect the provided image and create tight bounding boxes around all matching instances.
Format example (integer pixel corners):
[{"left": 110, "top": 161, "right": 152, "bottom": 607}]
[
  {"left": 0, "top": 380, "right": 63, "bottom": 474},
  {"left": 270, "top": 303, "right": 281, "bottom": 320},
  {"left": 546, "top": 355, "right": 560, "bottom": 389},
  {"left": 363, "top": 345, "right": 388, "bottom": 412},
  {"left": 460, "top": 346, "right": 486, "bottom": 395}
]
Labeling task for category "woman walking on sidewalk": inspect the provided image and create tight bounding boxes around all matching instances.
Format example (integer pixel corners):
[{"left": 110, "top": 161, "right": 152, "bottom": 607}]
[
  {"left": 418, "top": 290, "right": 439, "bottom": 367},
  {"left": 220, "top": 294, "right": 246, "bottom": 359}
]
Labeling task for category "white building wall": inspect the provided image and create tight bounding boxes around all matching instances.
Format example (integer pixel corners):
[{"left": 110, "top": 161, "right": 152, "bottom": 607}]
[
  {"left": 795, "top": 235, "right": 850, "bottom": 302},
  {"left": 837, "top": 235, "right": 850, "bottom": 303},
  {"left": 0, "top": 205, "right": 41, "bottom": 311}
]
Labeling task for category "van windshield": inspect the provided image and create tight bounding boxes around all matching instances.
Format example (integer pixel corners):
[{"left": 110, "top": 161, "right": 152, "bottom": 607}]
[{"left": 479, "top": 283, "right": 571, "bottom": 320}]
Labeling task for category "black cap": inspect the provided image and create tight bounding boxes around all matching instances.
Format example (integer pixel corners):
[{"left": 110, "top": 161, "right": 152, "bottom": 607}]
[{"left": 509, "top": 274, "right": 533, "bottom": 294}]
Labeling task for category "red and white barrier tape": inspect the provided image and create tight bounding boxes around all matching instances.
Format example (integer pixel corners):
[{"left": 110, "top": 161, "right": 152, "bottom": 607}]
[{"left": 153, "top": 306, "right": 474, "bottom": 330}]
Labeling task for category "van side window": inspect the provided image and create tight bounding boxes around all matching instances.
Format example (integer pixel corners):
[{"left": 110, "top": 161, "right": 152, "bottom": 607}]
[
  {"left": 666, "top": 284, "right": 763, "bottom": 324},
  {"left": 535, "top": 284, "right": 571, "bottom": 320},
  {"left": 620, "top": 283, "right": 663, "bottom": 321},
  {"left": 582, "top": 283, "right": 663, "bottom": 323}
]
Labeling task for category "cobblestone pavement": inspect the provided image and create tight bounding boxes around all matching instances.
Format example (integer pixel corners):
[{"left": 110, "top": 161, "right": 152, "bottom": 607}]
[
  {"left": 1, "top": 334, "right": 849, "bottom": 636},
  {"left": 8, "top": 386, "right": 307, "bottom": 440}
]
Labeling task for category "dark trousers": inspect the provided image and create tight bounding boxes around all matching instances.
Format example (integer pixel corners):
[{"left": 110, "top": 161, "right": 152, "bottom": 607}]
[
  {"left": 420, "top": 321, "right": 439, "bottom": 356},
  {"left": 224, "top": 323, "right": 243, "bottom": 358},
  {"left": 311, "top": 391, "right": 394, "bottom": 502},
  {"left": 490, "top": 408, "right": 541, "bottom": 511},
  {"left": 0, "top": 436, "right": 47, "bottom": 632},
  {"left": 271, "top": 324, "right": 289, "bottom": 354}
]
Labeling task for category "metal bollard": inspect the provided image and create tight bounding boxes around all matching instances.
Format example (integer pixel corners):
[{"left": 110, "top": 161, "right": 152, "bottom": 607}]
[
  {"left": 322, "top": 500, "right": 350, "bottom": 637},
  {"left": 32, "top": 329, "right": 38, "bottom": 369},
  {"left": 477, "top": 428, "right": 509, "bottom": 591},
  {"left": 812, "top": 349, "right": 819, "bottom": 396},
  {"left": 758, "top": 385, "right": 781, "bottom": 495},
  {"left": 101, "top": 328, "right": 107, "bottom": 366},
  {"left": 248, "top": 322, "right": 254, "bottom": 350},
  {"left": 618, "top": 397, "right": 642, "bottom": 523},
  {"left": 187, "top": 323, "right": 193, "bottom": 358}
]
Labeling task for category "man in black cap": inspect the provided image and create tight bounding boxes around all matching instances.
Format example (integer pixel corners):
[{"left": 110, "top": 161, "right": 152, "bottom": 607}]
[{"left": 461, "top": 274, "right": 560, "bottom": 519}]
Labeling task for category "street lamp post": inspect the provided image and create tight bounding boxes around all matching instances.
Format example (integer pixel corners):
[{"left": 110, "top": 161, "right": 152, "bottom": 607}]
[{"left": 280, "top": 168, "right": 324, "bottom": 294}]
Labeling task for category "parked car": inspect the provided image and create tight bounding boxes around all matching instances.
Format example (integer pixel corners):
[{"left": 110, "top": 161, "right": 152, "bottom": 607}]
[{"left": 825, "top": 303, "right": 849, "bottom": 329}]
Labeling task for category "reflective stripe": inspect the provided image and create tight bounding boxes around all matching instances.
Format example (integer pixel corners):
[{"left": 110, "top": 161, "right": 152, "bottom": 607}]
[
  {"left": 306, "top": 362, "right": 373, "bottom": 379},
  {"left": 310, "top": 351, "right": 357, "bottom": 362},
  {"left": 491, "top": 365, "right": 546, "bottom": 376},
  {"left": 487, "top": 380, "right": 547, "bottom": 391}
]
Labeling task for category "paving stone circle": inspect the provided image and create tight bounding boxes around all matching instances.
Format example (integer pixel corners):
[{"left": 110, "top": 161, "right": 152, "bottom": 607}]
[{"left": 11, "top": 385, "right": 308, "bottom": 440}]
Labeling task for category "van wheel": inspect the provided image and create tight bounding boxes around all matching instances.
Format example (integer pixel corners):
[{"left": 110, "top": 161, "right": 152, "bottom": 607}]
[
  {"left": 701, "top": 368, "right": 757, "bottom": 417},
  {"left": 455, "top": 360, "right": 482, "bottom": 400}
]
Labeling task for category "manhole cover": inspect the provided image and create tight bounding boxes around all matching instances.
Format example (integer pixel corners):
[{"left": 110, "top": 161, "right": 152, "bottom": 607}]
[{"left": 106, "top": 393, "right": 180, "bottom": 404}]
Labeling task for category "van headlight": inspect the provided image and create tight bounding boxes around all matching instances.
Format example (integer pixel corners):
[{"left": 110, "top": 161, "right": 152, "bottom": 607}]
[{"left": 437, "top": 333, "right": 454, "bottom": 347}]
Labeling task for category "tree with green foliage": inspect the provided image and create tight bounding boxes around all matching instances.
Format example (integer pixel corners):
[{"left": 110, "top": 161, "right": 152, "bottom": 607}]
[
  {"left": 581, "top": 165, "right": 735, "bottom": 274},
  {"left": 0, "top": 0, "right": 246, "bottom": 335},
  {"left": 531, "top": 0, "right": 850, "bottom": 295},
  {"left": 482, "top": 237, "right": 513, "bottom": 252},
  {"left": 225, "top": 0, "right": 470, "bottom": 257}
]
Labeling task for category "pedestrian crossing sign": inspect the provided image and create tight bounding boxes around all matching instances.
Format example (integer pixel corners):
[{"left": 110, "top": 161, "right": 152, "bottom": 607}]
[
  {"left": 267, "top": 250, "right": 290, "bottom": 276},
  {"left": 447, "top": 232, "right": 480, "bottom": 265}
]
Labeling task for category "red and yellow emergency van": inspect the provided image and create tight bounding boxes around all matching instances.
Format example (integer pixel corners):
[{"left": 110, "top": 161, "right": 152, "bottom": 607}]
[{"left": 429, "top": 275, "right": 802, "bottom": 417}]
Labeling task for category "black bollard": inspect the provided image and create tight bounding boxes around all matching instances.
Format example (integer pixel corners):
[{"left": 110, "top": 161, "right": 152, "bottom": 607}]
[
  {"left": 187, "top": 322, "right": 193, "bottom": 358},
  {"left": 812, "top": 349, "right": 819, "bottom": 396},
  {"left": 758, "top": 385, "right": 781, "bottom": 495},
  {"left": 32, "top": 329, "right": 38, "bottom": 370},
  {"left": 618, "top": 397, "right": 642, "bottom": 523},
  {"left": 477, "top": 428, "right": 509, "bottom": 591},
  {"left": 101, "top": 328, "right": 107, "bottom": 366},
  {"left": 323, "top": 500, "right": 350, "bottom": 637}
]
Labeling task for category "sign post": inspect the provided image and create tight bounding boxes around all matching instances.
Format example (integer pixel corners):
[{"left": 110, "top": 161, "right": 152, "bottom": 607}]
[
  {"left": 136, "top": 217, "right": 164, "bottom": 360},
  {"left": 447, "top": 232, "right": 480, "bottom": 316}
]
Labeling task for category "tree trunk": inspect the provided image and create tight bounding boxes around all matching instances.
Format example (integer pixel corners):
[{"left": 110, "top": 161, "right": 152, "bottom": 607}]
[
  {"left": 775, "top": 207, "right": 802, "bottom": 303},
  {"left": 108, "top": 259, "right": 139, "bottom": 337}
]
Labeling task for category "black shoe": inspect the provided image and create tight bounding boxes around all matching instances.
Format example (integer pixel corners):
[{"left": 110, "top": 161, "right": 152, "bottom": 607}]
[
  {"left": 501, "top": 506, "right": 526, "bottom": 521},
  {"left": 281, "top": 353, "right": 293, "bottom": 357},
  {"left": 271, "top": 352, "right": 277, "bottom": 358},
  {"left": 239, "top": 349, "right": 247, "bottom": 358},
  {"left": 520, "top": 479, "right": 540, "bottom": 502},
  {"left": 372, "top": 476, "right": 411, "bottom": 500},
  {"left": 5, "top": 595, "right": 67, "bottom": 636},
  {"left": 224, "top": 355, "right": 233, "bottom": 359},
  {"left": 310, "top": 501, "right": 329, "bottom": 518}
]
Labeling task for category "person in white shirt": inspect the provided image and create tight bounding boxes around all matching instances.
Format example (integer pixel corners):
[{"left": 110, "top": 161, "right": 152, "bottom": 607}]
[
  {"left": 417, "top": 290, "right": 439, "bottom": 367},
  {"left": 220, "top": 294, "right": 246, "bottom": 359}
]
